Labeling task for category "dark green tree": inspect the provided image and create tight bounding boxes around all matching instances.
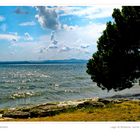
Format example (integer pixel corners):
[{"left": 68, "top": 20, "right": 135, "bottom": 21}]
[{"left": 87, "top": 6, "right": 140, "bottom": 91}]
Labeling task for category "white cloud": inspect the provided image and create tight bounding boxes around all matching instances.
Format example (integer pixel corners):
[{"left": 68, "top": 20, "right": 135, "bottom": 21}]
[
  {"left": 56, "top": 23, "right": 105, "bottom": 46},
  {"left": 82, "top": 6, "right": 121, "bottom": 19},
  {"left": 59, "top": 46, "right": 72, "bottom": 52},
  {"left": 62, "top": 24, "right": 79, "bottom": 31},
  {"left": 35, "top": 6, "right": 60, "bottom": 30},
  {"left": 52, "top": 40, "right": 58, "bottom": 45},
  {"left": 67, "top": 7, "right": 111, "bottom": 19},
  {"left": 39, "top": 48, "right": 46, "bottom": 54},
  {"left": 77, "top": 23, "right": 106, "bottom": 40},
  {"left": 58, "top": 6, "right": 122, "bottom": 19},
  {"left": 8, "top": 32, "right": 19, "bottom": 47},
  {"left": 24, "top": 32, "right": 33, "bottom": 41},
  {"left": 19, "top": 21, "right": 36, "bottom": 26},
  {"left": 84, "top": 49, "right": 90, "bottom": 54},
  {"left": 53, "top": 23, "right": 105, "bottom": 59},
  {"left": 0, "top": 16, "right": 5, "bottom": 22},
  {"left": 35, "top": 6, "right": 117, "bottom": 31},
  {"left": 38, "top": 23, "right": 105, "bottom": 59},
  {"left": 8, "top": 22, "right": 106, "bottom": 60},
  {"left": 0, "top": 34, "right": 20, "bottom": 41}
]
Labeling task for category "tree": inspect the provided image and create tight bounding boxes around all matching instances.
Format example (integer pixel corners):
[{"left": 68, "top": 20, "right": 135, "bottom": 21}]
[{"left": 87, "top": 6, "right": 140, "bottom": 91}]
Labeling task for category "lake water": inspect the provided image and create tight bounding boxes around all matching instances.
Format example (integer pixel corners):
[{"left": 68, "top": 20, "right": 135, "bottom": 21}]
[{"left": 0, "top": 63, "right": 140, "bottom": 108}]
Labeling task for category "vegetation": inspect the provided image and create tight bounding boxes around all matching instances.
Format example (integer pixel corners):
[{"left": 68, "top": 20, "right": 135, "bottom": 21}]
[
  {"left": 1, "top": 100, "right": 140, "bottom": 121},
  {"left": 87, "top": 6, "right": 140, "bottom": 91}
]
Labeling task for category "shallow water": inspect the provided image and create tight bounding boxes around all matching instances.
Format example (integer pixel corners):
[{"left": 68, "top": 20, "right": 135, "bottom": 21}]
[{"left": 0, "top": 63, "right": 140, "bottom": 108}]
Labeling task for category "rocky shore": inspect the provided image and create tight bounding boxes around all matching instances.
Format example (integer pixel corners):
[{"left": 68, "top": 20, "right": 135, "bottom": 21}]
[{"left": 0, "top": 97, "right": 131, "bottom": 120}]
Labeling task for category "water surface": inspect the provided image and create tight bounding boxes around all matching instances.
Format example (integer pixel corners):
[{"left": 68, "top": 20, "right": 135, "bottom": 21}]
[{"left": 0, "top": 63, "right": 140, "bottom": 108}]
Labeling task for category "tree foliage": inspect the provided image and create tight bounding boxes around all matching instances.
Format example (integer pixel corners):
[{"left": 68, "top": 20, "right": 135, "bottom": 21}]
[{"left": 87, "top": 6, "right": 140, "bottom": 91}]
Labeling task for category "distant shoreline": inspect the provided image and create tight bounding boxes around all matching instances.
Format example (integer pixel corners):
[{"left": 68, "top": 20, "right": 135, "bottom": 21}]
[{"left": 0, "top": 59, "right": 88, "bottom": 65}]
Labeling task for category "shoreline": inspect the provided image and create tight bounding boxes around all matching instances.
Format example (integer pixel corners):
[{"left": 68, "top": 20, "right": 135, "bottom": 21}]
[{"left": 0, "top": 97, "right": 139, "bottom": 121}]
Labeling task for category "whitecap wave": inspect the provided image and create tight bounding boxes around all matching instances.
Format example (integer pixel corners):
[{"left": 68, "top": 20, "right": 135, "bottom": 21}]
[
  {"left": 39, "top": 74, "right": 50, "bottom": 78},
  {"left": 64, "top": 89, "right": 80, "bottom": 93},
  {"left": 55, "top": 84, "right": 59, "bottom": 87},
  {"left": 10, "top": 92, "right": 40, "bottom": 99}
]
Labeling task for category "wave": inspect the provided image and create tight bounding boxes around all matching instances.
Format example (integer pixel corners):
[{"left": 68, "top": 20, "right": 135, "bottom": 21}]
[
  {"left": 9, "top": 92, "right": 41, "bottom": 99},
  {"left": 64, "top": 89, "right": 80, "bottom": 93},
  {"left": 39, "top": 74, "right": 50, "bottom": 78}
]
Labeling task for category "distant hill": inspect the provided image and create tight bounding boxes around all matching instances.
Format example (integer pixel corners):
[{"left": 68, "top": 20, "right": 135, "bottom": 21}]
[{"left": 0, "top": 59, "right": 88, "bottom": 64}]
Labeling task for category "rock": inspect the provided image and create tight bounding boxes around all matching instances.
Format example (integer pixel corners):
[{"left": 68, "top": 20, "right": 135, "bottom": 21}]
[
  {"left": 77, "top": 100, "right": 105, "bottom": 108},
  {"left": 0, "top": 98, "right": 126, "bottom": 119},
  {"left": 112, "top": 99, "right": 123, "bottom": 104},
  {"left": 0, "top": 114, "right": 3, "bottom": 118},
  {"left": 0, "top": 109, "right": 5, "bottom": 114},
  {"left": 32, "top": 104, "right": 58, "bottom": 110},
  {"left": 29, "top": 108, "right": 62, "bottom": 118},
  {"left": 98, "top": 98, "right": 114, "bottom": 104},
  {"left": 29, "top": 105, "right": 71, "bottom": 118},
  {"left": 3, "top": 110, "right": 30, "bottom": 119}
]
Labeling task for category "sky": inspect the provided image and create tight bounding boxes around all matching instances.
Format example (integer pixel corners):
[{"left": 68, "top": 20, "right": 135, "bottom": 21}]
[{"left": 0, "top": 6, "right": 121, "bottom": 61}]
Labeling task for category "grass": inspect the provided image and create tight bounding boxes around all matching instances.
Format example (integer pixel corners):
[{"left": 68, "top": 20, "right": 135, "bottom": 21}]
[{"left": 1, "top": 100, "right": 140, "bottom": 121}]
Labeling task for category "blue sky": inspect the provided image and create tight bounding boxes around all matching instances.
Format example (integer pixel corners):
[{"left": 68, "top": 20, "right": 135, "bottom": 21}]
[{"left": 0, "top": 6, "right": 121, "bottom": 61}]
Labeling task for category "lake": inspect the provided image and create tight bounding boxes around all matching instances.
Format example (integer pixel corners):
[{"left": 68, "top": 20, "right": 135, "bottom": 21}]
[{"left": 0, "top": 63, "right": 140, "bottom": 108}]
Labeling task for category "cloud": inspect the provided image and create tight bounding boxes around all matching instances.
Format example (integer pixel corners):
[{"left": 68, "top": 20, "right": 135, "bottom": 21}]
[
  {"left": 62, "top": 24, "right": 79, "bottom": 31},
  {"left": 59, "top": 45, "right": 72, "bottom": 52},
  {"left": 0, "top": 34, "right": 20, "bottom": 41},
  {"left": 14, "top": 7, "right": 29, "bottom": 14},
  {"left": 50, "top": 31, "right": 58, "bottom": 45},
  {"left": 0, "top": 33, "right": 19, "bottom": 47},
  {"left": 80, "top": 7, "right": 117, "bottom": 19},
  {"left": 0, "top": 16, "right": 5, "bottom": 22},
  {"left": 8, "top": 32, "right": 19, "bottom": 44},
  {"left": 35, "top": 6, "right": 116, "bottom": 31},
  {"left": 49, "top": 45, "right": 58, "bottom": 49},
  {"left": 19, "top": 21, "right": 36, "bottom": 26},
  {"left": 56, "top": 23, "right": 105, "bottom": 45},
  {"left": 58, "top": 6, "right": 121, "bottom": 19},
  {"left": 7, "top": 21, "right": 106, "bottom": 60},
  {"left": 39, "top": 48, "right": 46, "bottom": 53},
  {"left": 50, "top": 31, "right": 55, "bottom": 41},
  {"left": 83, "top": 49, "right": 90, "bottom": 54},
  {"left": 6, "top": 32, "right": 20, "bottom": 47},
  {"left": 50, "top": 23, "right": 106, "bottom": 59},
  {"left": 0, "top": 24, "right": 7, "bottom": 32},
  {"left": 34, "top": 22, "right": 105, "bottom": 59},
  {"left": 77, "top": 23, "right": 106, "bottom": 40},
  {"left": 10, "top": 51, "right": 16, "bottom": 56},
  {"left": 52, "top": 40, "right": 58, "bottom": 45},
  {"left": 80, "top": 44, "right": 90, "bottom": 49},
  {"left": 24, "top": 32, "right": 33, "bottom": 41},
  {"left": 35, "top": 6, "right": 60, "bottom": 30}
]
